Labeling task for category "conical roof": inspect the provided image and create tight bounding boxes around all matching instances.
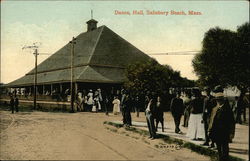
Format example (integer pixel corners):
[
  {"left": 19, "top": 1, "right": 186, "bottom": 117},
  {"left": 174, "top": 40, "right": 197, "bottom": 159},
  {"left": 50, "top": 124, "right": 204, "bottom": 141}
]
[{"left": 7, "top": 25, "right": 151, "bottom": 87}]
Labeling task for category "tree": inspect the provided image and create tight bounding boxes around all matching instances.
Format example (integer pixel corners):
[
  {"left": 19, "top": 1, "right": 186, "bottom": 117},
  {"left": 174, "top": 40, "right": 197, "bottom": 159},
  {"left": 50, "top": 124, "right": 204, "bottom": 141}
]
[
  {"left": 192, "top": 22, "right": 250, "bottom": 90},
  {"left": 124, "top": 59, "right": 168, "bottom": 96},
  {"left": 125, "top": 59, "right": 194, "bottom": 96}
]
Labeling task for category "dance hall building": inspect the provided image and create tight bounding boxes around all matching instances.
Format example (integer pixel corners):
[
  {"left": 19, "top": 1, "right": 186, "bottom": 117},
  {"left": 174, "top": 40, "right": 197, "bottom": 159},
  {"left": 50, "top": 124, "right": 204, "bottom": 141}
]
[{"left": 2, "top": 19, "right": 151, "bottom": 108}]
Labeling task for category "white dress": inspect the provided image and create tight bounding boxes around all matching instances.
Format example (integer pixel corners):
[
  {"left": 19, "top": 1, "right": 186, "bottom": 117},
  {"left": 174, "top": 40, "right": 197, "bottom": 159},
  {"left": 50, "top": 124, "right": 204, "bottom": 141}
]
[
  {"left": 112, "top": 99, "right": 120, "bottom": 114},
  {"left": 87, "top": 92, "right": 93, "bottom": 105},
  {"left": 186, "top": 113, "right": 205, "bottom": 140}
]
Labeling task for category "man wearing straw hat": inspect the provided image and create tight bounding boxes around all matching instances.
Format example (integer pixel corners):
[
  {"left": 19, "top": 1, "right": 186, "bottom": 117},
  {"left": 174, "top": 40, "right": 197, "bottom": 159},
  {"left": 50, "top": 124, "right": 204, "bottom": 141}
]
[{"left": 208, "top": 85, "right": 235, "bottom": 161}]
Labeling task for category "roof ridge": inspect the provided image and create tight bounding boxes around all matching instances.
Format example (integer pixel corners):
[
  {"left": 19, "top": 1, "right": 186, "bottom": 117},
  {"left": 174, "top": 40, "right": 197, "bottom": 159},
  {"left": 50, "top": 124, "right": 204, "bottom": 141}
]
[
  {"left": 104, "top": 26, "right": 147, "bottom": 56},
  {"left": 75, "top": 65, "right": 88, "bottom": 80},
  {"left": 87, "top": 26, "right": 105, "bottom": 64}
]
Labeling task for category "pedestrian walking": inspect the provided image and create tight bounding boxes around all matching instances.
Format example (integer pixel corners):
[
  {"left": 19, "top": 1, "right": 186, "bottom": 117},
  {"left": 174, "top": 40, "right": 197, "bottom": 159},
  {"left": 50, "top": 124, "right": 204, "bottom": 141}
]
[
  {"left": 120, "top": 89, "right": 126, "bottom": 118},
  {"left": 97, "top": 88, "right": 103, "bottom": 112},
  {"left": 208, "top": 85, "right": 235, "bottom": 161},
  {"left": 155, "top": 96, "right": 164, "bottom": 132},
  {"left": 10, "top": 95, "right": 14, "bottom": 114},
  {"left": 144, "top": 93, "right": 150, "bottom": 110},
  {"left": 186, "top": 89, "right": 205, "bottom": 140},
  {"left": 112, "top": 96, "right": 120, "bottom": 115},
  {"left": 123, "top": 93, "right": 132, "bottom": 127},
  {"left": 182, "top": 91, "right": 192, "bottom": 127},
  {"left": 86, "top": 89, "right": 94, "bottom": 112},
  {"left": 14, "top": 96, "right": 19, "bottom": 112},
  {"left": 202, "top": 87, "right": 216, "bottom": 146},
  {"left": 145, "top": 96, "right": 156, "bottom": 139},
  {"left": 92, "top": 90, "right": 100, "bottom": 112},
  {"left": 235, "top": 92, "right": 247, "bottom": 124},
  {"left": 134, "top": 95, "right": 140, "bottom": 117},
  {"left": 231, "top": 96, "right": 238, "bottom": 120},
  {"left": 170, "top": 93, "right": 184, "bottom": 134},
  {"left": 102, "top": 91, "right": 109, "bottom": 115}
]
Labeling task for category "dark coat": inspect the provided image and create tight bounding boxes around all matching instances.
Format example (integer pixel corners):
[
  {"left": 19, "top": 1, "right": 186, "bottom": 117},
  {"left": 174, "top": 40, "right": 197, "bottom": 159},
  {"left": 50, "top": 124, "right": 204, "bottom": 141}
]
[
  {"left": 144, "top": 98, "right": 157, "bottom": 117},
  {"left": 170, "top": 97, "right": 184, "bottom": 116},
  {"left": 209, "top": 100, "right": 235, "bottom": 143},
  {"left": 202, "top": 95, "right": 216, "bottom": 120},
  {"left": 10, "top": 97, "right": 14, "bottom": 107},
  {"left": 123, "top": 96, "right": 132, "bottom": 125},
  {"left": 123, "top": 96, "right": 133, "bottom": 113},
  {"left": 14, "top": 97, "right": 19, "bottom": 107},
  {"left": 155, "top": 102, "right": 164, "bottom": 122},
  {"left": 203, "top": 95, "right": 216, "bottom": 115},
  {"left": 190, "top": 97, "right": 204, "bottom": 114}
]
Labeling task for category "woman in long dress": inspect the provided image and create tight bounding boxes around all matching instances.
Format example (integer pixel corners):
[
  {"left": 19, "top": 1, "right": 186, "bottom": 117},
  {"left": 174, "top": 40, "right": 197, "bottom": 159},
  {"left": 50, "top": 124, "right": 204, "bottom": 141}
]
[
  {"left": 112, "top": 96, "right": 120, "bottom": 115},
  {"left": 87, "top": 89, "right": 94, "bottom": 112},
  {"left": 186, "top": 89, "right": 205, "bottom": 140}
]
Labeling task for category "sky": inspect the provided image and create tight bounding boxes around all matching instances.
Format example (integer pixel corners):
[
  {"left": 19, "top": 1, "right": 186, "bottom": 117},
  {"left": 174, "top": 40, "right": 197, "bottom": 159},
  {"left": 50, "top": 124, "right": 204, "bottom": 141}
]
[{"left": 1, "top": 1, "right": 249, "bottom": 84}]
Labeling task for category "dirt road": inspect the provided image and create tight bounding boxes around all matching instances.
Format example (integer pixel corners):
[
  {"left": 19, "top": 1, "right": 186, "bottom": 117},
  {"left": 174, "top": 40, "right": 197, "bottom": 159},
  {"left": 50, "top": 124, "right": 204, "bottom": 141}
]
[{"left": 0, "top": 110, "right": 210, "bottom": 160}]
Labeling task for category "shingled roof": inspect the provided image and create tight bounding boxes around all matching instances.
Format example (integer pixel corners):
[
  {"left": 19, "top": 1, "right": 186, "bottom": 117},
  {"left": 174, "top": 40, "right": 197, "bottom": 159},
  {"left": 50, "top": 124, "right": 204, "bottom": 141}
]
[{"left": 7, "top": 24, "right": 151, "bottom": 87}]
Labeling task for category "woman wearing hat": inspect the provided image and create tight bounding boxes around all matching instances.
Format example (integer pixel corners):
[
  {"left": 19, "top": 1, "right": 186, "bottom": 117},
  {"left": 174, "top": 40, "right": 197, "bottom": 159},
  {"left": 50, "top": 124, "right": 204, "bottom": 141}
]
[
  {"left": 87, "top": 89, "right": 94, "bottom": 112},
  {"left": 186, "top": 88, "right": 205, "bottom": 140}
]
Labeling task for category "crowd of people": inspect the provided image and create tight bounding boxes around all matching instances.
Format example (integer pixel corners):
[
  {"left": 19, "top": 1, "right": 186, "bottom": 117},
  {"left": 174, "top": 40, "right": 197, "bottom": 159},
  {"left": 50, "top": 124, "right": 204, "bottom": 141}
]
[
  {"left": 73, "top": 88, "right": 146, "bottom": 116},
  {"left": 143, "top": 85, "right": 247, "bottom": 161},
  {"left": 91, "top": 85, "right": 246, "bottom": 161},
  {"left": 8, "top": 85, "right": 248, "bottom": 161}
]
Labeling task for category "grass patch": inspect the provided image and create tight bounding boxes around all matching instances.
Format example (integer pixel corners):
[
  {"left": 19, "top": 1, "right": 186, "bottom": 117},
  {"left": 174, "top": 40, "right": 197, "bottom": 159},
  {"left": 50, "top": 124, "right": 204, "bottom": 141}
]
[
  {"left": 103, "top": 121, "right": 123, "bottom": 128},
  {"left": 105, "top": 125, "right": 120, "bottom": 134},
  {"left": 142, "top": 139, "right": 150, "bottom": 145}
]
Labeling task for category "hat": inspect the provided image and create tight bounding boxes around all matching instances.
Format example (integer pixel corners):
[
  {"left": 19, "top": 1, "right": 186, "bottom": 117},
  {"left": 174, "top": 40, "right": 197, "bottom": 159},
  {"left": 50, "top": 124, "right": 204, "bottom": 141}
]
[
  {"left": 213, "top": 85, "right": 224, "bottom": 99},
  {"left": 213, "top": 85, "right": 223, "bottom": 93},
  {"left": 192, "top": 88, "right": 201, "bottom": 97},
  {"left": 214, "top": 92, "right": 224, "bottom": 98}
]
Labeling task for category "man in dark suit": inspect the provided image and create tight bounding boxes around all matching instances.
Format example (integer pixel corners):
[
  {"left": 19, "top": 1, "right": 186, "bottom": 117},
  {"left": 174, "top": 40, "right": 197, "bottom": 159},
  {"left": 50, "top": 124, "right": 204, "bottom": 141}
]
[
  {"left": 155, "top": 96, "right": 164, "bottom": 132},
  {"left": 145, "top": 95, "right": 157, "bottom": 139},
  {"left": 202, "top": 87, "right": 216, "bottom": 146},
  {"left": 123, "top": 93, "right": 132, "bottom": 127},
  {"left": 208, "top": 85, "right": 235, "bottom": 161},
  {"left": 14, "top": 96, "right": 19, "bottom": 112},
  {"left": 170, "top": 93, "right": 184, "bottom": 134},
  {"left": 10, "top": 95, "right": 15, "bottom": 114}
]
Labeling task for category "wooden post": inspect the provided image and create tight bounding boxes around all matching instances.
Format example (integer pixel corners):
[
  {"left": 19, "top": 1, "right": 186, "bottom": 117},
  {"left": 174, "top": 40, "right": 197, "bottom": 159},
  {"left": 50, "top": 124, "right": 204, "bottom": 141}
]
[
  {"left": 75, "top": 82, "right": 78, "bottom": 100},
  {"left": 33, "top": 49, "right": 38, "bottom": 110},
  {"left": 70, "top": 37, "right": 76, "bottom": 112},
  {"left": 60, "top": 83, "right": 63, "bottom": 94},
  {"left": 42, "top": 85, "right": 45, "bottom": 95},
  {"left": 51, "top": 84, "right": 53, "bottom": 95},
  {"left": 29, "top": 87, "right": 32, "bottom": 96}
]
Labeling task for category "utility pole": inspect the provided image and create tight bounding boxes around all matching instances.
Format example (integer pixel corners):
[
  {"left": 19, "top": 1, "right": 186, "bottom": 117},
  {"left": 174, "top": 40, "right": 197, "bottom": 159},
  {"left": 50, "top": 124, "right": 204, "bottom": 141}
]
[
  {"left": 33, "top": 49, "right": 38, "bottom": 110},
  {"left": 22, "top": 43, "right": 40, "bottom": 110},
  {"left": 69, "top": 37, "right": 76, "bottom": 113}
]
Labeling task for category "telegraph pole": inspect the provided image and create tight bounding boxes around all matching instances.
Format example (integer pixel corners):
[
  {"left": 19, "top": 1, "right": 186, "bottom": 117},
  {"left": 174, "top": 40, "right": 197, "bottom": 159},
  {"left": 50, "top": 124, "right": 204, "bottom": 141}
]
[
  {"left": 70, "top": 37, "right": 76, "bottom": 113},
  {"left": 22, "top": 43, "right": 40, "bottom": 110},
  {"left": 33, "top": 49, "right": 38, "bottom": 109}
]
